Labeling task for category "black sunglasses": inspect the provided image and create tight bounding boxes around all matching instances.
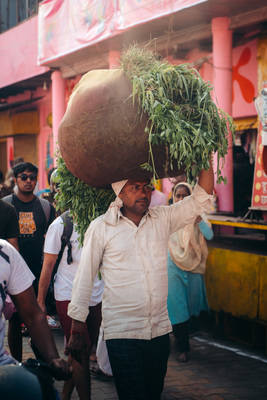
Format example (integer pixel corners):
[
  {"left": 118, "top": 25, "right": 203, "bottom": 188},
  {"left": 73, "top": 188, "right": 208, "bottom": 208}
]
[{"left": 17, "top": 174, "right": 37, "bottom": 181}]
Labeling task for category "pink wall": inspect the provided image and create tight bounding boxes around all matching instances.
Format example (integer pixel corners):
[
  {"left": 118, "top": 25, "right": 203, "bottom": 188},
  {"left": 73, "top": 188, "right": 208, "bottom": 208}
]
[
  {"left": 232, "top": 39, "right": 257, "bottom": 118},
  {"left": 0, "top": 16, "right": 48, "bottom": 88},
  {"left": 37, "top": 88, "right": 53, "bottom": 190},
  {"left": 37, "top": 76, "right": 81, "bottom": 189}
]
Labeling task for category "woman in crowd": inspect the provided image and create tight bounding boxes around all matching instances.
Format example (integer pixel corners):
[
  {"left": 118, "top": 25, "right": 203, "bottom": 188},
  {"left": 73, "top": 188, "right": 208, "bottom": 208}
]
[{"left": 167, "top": 182, "right": 213, "bottom": 362}]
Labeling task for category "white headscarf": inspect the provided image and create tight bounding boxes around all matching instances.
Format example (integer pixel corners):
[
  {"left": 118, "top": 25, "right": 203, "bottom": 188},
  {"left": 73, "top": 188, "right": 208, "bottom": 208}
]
[
  {"left": 111, "top": 180, "right": 128, "bottom": 196},
  {"left": 108, "top": 180, "right": 128, "bottom": 217},
  {"left": 169, "top": 182, "right": 209, "bottom": 274}
]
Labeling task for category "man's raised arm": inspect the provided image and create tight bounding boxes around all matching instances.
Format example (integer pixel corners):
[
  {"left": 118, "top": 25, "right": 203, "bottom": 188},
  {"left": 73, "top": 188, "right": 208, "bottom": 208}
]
[{"left": 198, "top": 156, "right": 214, "bottom": 195}]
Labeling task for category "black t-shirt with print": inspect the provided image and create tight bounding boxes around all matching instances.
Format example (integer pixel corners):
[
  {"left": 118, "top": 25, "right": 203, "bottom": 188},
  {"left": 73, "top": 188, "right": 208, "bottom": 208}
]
[{"left": 11, "top": 195, "right": 56, "bottom": 281}]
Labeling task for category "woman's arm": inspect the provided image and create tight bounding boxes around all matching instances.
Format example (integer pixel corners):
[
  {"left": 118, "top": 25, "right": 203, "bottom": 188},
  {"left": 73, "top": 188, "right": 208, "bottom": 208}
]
[{"left": 196, "top": 217, "right": 214, "bottom": 240}]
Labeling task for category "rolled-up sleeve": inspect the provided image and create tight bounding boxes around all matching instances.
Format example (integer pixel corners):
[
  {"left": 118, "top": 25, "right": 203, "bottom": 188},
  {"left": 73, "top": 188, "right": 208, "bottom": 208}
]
[
  {"left": 68, "top": 219, "right": 104, "bottom": 322},
  {"left": 167, "top": 183, "right": 213, "bottom": 235}
]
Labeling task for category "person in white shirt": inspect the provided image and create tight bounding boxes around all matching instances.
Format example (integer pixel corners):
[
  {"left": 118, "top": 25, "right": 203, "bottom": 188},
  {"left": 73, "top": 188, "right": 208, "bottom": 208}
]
[
  {"left": 0, "top": 239, "right": 71, "bottom": 380},
  {"left": 67, "top": 161, "right": 214, "bottom": 400},
  {"left": 37, "top": 214, "right": 104, "bottom": 400}
]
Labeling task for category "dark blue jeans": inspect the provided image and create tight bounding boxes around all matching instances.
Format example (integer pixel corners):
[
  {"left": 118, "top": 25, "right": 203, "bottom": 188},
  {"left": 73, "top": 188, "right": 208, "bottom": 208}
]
[{"left": 106, "top": 334, "right": 170, "bottom": 400}]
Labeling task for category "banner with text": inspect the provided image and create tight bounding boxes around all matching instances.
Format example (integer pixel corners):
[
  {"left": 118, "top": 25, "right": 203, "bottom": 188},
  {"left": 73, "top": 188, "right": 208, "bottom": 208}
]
[{"left": 38, "top": 0, "right": 207, "bottom": 65}]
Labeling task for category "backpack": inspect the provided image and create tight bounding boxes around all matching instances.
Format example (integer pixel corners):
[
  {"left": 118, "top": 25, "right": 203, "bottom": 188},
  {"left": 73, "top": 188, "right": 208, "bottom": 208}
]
[
  {"left": 53, "top": 210, "right": 73, "bottom": 277},
  {"left": 4, "top": 194, "right": 51, "bottom": 229}
]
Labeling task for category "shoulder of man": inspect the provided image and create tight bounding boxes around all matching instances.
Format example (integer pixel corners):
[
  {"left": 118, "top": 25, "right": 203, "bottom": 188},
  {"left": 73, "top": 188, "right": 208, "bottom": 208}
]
[
  {"left": 2, "top": 194, "right": 15, "bottom": 204},
  {"left": 0, "top": 197, "right": 15, "bottom": 210}
]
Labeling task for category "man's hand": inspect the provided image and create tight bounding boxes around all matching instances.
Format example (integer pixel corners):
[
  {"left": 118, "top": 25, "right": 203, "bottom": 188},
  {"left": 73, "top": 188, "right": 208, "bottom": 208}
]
[
  {"left": 65, "top": 332, "right": 89, "bottom": 364},
  {"left": 195, "top": 215, "right": 202, "bottom": 223},
  {"left": 65, "top": 320, "right": 89, "bottom": 363},
  {"left": 49, "top": 358, "right": 73, "bottom": 381}
]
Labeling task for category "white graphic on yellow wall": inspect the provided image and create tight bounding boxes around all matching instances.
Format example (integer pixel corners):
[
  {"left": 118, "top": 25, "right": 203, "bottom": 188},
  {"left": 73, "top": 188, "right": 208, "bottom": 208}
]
[{"left": 19, "top": 212, "right": 36, "bottom": 234}]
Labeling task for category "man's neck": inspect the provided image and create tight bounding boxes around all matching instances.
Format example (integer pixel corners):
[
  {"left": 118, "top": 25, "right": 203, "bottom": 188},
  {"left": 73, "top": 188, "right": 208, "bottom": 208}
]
[
  {"left": 16, "top": 191, "right": 35, "bottom": 203},
  {"left": 121, "top": 208, "right": 145, "bottom": 227}
]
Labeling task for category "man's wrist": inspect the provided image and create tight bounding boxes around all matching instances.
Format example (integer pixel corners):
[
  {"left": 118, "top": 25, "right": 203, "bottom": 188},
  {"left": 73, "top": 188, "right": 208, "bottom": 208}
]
[
  {"left": 37, "top": 298, "right": 45, "bottom": 307},
  {"left": 71, "top": 319, "right": 86, "bottom": 332}
]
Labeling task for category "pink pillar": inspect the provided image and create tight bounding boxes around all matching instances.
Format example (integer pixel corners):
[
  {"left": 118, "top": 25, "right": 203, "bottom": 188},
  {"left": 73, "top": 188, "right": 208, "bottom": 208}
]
[
  {"left": 108, "top": 50, "right": 121, "bottom": 69},
  {"left": 212, "top": 17, "right": 233, "bottom": 212},
  {"left": 52, "top": 71, "right": 65, "bottom": 165},
  {"left": 6, "top": 137, "right": 14, "bottom": 169}
]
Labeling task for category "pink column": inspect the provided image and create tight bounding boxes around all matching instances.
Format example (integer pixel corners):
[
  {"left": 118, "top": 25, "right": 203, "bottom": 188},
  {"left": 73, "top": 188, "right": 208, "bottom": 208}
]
[
  {"left": 212, "top": 17, "right": 233, "bottom": 212},
  {"left": 108, "top": 50, "right": 121, "bottom": 69},
  {"left": 6, "top": 137, "right": 14, "bottom": 169},
  {"left": 52, "top": 71, "right": 65, "bottom": 165}
]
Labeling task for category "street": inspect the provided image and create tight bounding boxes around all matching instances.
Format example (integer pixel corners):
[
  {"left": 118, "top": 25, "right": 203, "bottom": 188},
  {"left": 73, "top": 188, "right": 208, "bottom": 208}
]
[{"left": 12, "top": 322, "right": 267, "bottom": 400}]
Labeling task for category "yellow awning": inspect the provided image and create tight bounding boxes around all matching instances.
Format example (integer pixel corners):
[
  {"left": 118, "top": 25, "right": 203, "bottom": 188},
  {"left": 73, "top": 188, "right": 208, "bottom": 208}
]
[{"left": 234, "top": 117, "right": 258, "bottom": 131}]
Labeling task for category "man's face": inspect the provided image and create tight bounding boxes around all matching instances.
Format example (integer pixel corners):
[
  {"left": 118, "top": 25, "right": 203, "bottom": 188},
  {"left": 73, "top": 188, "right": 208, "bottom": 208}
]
[
  {"left": 119, "top": 179, "right": 152, "bottom": 216},
  {"left": 15, "top": 169, "right": 37, "bottom": 194}
]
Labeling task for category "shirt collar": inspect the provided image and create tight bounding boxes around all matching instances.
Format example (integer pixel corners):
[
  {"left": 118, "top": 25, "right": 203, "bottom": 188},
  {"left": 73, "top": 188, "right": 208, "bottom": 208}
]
[{"left": 104, "top": 201, "right": 157, "bottom": 226}]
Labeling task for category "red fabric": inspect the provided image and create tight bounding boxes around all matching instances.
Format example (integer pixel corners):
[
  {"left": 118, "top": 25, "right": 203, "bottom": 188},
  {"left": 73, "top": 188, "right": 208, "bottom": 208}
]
[{"left": 56, "top": 300, "right": 102, "bottom": 349}]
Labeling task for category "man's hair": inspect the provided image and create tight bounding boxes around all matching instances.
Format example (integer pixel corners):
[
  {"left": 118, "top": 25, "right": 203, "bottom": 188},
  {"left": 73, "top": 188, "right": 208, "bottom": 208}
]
[{"left": 13, "top": 162, "right": 38, "bottom": 178}]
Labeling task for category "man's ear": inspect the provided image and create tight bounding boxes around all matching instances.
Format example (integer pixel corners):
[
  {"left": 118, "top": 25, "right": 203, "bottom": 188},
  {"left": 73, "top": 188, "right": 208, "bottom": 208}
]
[{"left": 118, "top": 192, "right": 122, "bottom": 199}]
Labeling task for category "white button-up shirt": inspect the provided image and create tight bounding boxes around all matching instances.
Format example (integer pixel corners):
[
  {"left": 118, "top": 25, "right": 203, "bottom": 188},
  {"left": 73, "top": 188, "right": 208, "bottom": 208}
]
[{"left": 68, "top": 184, "right": 213, "bottom": 340}]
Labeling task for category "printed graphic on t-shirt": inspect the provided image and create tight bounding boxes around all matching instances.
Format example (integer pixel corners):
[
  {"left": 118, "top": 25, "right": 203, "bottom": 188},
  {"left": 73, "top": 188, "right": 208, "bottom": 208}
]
[{"left": 19, "top": 212, "right": 36, "bottom": 235}]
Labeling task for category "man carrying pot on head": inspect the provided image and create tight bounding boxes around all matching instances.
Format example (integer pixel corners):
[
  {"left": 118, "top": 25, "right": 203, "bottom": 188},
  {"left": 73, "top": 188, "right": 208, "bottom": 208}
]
[{"left": 66, "top": 160, "right": 214, "bottom": 400}]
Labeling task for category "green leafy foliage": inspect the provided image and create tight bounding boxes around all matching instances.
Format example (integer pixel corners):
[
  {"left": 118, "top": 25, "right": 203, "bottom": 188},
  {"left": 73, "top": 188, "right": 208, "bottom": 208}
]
[
  {"left": 54, "top": 155, "right": 115, "bottom": 245},
  {"left": 120, "top": 45, "right": 235, "bottom": 184}
]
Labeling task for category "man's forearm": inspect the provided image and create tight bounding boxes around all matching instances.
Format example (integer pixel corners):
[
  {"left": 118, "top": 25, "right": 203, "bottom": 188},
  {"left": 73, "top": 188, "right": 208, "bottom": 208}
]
[
  {"left": 12, "top": 287, "right": 60, "bottom": 363},
  {"left": 37, "top": 254, "right": 57, "bottom": 307},
  {"left": 28, "top": 309, "right": 60, "bottom": 362},
  {"left": 198, "top": 156, "right": 214, "bottom": 195}
]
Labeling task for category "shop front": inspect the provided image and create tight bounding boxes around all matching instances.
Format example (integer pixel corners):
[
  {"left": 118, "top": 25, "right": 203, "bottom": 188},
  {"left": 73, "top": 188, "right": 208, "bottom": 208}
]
[{"left": 204, "top": 35, "right": 267, "bottom": 350}]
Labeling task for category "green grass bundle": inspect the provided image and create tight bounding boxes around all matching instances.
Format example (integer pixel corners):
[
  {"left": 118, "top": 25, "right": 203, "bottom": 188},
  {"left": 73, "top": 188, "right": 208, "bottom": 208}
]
[
  {"left": 55, "top": 155, "right": 115, "bottom": 245},
  {"left": 121, "top": 44, "right": 235, "bottom": 184}
]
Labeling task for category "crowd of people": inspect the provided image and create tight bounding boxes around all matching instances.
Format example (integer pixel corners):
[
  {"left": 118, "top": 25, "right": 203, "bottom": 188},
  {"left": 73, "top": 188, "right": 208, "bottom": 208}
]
[{"left": 0, "top": 158, "right": 214, "bottom": 399}]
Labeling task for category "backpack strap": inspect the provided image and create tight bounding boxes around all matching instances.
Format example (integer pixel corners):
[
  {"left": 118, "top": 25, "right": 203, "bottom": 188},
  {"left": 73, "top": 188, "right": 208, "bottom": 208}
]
[
  {"left": 39, "top": 197, "right": 51, "bottom": 228},
  {"left": 53, "top": 210, "right": 74, "bottom": 277}
]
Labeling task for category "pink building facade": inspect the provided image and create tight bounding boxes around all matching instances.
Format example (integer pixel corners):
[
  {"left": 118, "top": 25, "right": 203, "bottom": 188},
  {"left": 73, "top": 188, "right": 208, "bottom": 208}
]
[{"left": 0, "top": 0, "right": 265, "bottom": 212}]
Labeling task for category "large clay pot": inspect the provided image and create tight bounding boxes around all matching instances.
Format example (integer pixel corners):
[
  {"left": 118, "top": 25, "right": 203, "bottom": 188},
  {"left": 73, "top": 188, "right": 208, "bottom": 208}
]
[{"left": 58, "top": 69, "right": 184, "bottom": 188}]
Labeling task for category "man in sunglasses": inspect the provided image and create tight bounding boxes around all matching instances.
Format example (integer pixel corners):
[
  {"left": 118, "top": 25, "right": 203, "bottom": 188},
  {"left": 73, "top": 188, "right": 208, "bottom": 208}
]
[{"left": 3, "top": 162, "right": 56, "bottom": 362}]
